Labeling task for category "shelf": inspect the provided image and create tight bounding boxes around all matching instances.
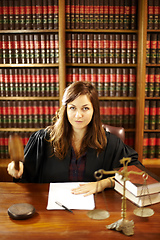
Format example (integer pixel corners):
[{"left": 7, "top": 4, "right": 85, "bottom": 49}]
[
  {"left": 0, "top": 128, "right": 42, "bottom": 132},
  {"left": 0, "top": 64, "right": 59, "bottom": 68},
  {"left": 0, "top": 97, "right": 59, "bottom": 100},
  {"left": 66, "top": 29, "right": 138, "bottom": 33},
  {"left": 0, "top": 29, "right": 59, "bottom": 33},
  {"left": 66, "top": 63, "right": 137, "bottom": 67},
  {"left": 143, "top": 159, "right": 160, "bottom": 167},
  {"left": 99, "top": 97, "right": 136, "bottom": 100}
]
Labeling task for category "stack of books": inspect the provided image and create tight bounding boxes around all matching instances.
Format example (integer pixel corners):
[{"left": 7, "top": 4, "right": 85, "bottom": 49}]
[{"left": 114, "top": 165, "right": 160, "bottom": 207}]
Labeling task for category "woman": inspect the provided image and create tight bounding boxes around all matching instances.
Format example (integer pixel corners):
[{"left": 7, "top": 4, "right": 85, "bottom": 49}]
[{"left": 7, "top": 81, "right": 140, "bottom": 196}]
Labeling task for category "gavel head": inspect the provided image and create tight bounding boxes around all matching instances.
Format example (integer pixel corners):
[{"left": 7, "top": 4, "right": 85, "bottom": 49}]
[{"left": 8, "top": 134, "right": 24, "bottom": 170}]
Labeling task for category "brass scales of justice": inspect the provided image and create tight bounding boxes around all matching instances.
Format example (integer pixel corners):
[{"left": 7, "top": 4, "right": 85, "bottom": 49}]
[{"left": 87, "top": 157, "right": 154, "bottom": 236}]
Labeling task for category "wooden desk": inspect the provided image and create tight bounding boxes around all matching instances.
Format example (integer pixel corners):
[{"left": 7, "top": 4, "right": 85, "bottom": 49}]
[{"left": 0, "top": 183, "right": 159, "bottom": 240}]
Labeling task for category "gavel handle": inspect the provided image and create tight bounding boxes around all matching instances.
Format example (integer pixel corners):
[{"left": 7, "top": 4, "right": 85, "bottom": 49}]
[{"left": 14, "top": 161, "right": 19, "bottom": 171}]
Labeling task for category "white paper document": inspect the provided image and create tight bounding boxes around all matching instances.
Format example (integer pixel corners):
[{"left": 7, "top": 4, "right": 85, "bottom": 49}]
[{"left": 47, "top": 182, "right": 95, "bottom": 210}]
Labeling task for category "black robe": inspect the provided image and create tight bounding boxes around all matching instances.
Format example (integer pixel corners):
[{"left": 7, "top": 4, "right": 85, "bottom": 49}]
[{"left": 20, "top": 129, "right": 141, "bottom": 183}]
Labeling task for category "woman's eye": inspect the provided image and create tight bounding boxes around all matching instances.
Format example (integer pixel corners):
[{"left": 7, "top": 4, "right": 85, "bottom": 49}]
[
  {"left": 70, "top": 106, "right": 75, "bottom": 110},
  {"left": 83, "top": 107, "right": 89, "bottom": 111}
]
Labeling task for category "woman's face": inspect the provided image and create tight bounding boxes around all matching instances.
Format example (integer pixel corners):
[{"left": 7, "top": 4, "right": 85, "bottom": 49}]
[{"left": 67, "top": 95, "right": 94, "bottom": 132}]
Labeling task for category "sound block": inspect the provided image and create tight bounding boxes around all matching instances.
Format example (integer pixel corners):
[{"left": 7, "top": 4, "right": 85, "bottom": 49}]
[{"left": 8, "top": 203, "right": 36, "bottom": 220}]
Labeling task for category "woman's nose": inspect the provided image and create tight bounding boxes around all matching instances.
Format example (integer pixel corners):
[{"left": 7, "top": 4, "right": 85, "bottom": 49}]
[{"left": 75, "top": 110, "right": 82, "bottom": 118}]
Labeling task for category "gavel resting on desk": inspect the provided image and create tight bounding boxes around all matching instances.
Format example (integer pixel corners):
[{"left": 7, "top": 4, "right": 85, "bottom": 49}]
[{"left": 8, "top": 134, "right": 24, "bottom": 171}]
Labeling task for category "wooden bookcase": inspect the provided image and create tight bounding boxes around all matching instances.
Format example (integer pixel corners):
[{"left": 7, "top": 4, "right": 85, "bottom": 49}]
[{"left": 0, "top": 0, "right": 160, "bottom": 181}]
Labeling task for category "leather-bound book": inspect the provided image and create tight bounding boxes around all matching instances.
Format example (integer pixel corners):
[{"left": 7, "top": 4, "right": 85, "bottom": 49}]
[
  {"left": 144, "top": 100, "right": 149, "bottom": 130},
  {"left": 26, "top": 0, "right": 32, "bottom": 29},
  {"left": 20, "top": 0, "right": 25, "bottom": 29}
]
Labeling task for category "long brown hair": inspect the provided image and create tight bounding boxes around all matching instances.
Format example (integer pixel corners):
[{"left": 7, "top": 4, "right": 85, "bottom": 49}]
[{"left": 47, "top": 81, "right": 107, "bottom": 159}]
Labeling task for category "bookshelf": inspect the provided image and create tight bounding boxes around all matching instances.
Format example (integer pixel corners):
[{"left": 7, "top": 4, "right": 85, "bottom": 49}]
[{"left": 0, "top": 0, "right": 160, "bottom": 181}]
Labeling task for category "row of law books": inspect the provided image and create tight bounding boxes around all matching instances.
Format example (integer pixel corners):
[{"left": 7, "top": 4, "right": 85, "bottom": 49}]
[
  {"left": 100, "top": 100, "right": 136, "bottom": 129},
  {"left": 0, "top": 100, "right": 59, "bottom": 129},
  {"left": 115, "top": 164, "right": 160, "bottom": 207},
  {"left": 0, "top": 68, "right": 59, "bottom": 97},
  {"left": 0, "top": 33, "right": 59, "bottom": 64},
  {"left": 66, "top": 68, "right": 136, "bottom": 97},
  {"left": 0, "top": 0, "right": 58, "bottom": 30},
  {"left": 146, "top": 33, "right": 160, "bottom": 64},
  {"left": 143, "top": 132, "right": 160, "bottom": 159},
  {"left": 0, "top": 131, "right": 135, "bottom": 159},
  {"left": 66, "top": 33, "right": 137, "bottom": 64},
  {"left": 66, "top": 0, "right": 137, "bottom": 30},
  {"left": 144, "top": 100, "right": 160, "bottom": 130},
  {"left": 0, "top": 131, "right": 32, "bottom": 159},
  {"left": 148, "top": 0, "right": 160, "bottom": 30},
  {"left": 145, "top": 68, "right": 160, "bottom": 97}
]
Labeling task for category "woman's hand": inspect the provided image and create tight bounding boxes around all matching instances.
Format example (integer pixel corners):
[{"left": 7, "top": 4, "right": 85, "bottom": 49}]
[
  {"left": 7, "top": 161, "right": 24, "bottom": 179},
  {"left": 71, "top": 178, "right": 114, "bottom": 197}
]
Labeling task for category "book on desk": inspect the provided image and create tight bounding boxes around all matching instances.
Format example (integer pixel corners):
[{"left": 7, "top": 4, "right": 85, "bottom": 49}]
[{"left": 114, "top": 164, "right": 160, "bottom": 207}]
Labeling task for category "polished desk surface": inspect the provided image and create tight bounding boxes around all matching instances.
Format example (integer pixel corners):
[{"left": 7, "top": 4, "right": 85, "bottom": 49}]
[{"left": 0, "top": 183, "right": 160, "bottom": 240}]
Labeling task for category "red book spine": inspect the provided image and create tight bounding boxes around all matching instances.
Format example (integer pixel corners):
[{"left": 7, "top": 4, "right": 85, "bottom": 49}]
[
  {"left": 55, "top": 68, "right": 59, "bottom": 97},
  {"left": 144, "top": 100, "right": 149, "bottom": 130},
  {"left": 115, "top": 34, "right": 121, "bottom": 64},
  {"left": 145, "top": 67, "right": 149, "bottom": 97},
  {"left": 157, "top": 33, "right": 160, "bottom": 64},
  {"left": 55, "top": 33, "right": 59, "bottom": 64},
  {"left": 29, "top": 34, "right": 34, "bottom": 64},
  {"left": 110, "top": 68, "right": 116, "bottom": 97},
  {"left": 143, "top": 133, "right": 149, "bottom": 159},
  {"left": 154, "top": 0, "right": 159, "bottom": 30},
  {"left": 90, "top": 68, "right": 97, "bottom": 89},
  {"left": 77, "top": 33, "right": 83, "bottom": 63},
  {"left": 104, "top": 101, "right": 111, "bottom": 125},
  {"left": 156, "top": 133, "right": 160, "bottom": 158},
  {"left": 53, "top": 0, "right": 58, "bottom": 30},
  {"left": 131, "top": 0, "right": 137, "bottom": 30},
  {"left": 70, "top": 0, "right": 75, "bottom": 29},
  {"left": 19, "top": 34, "right": 25, "bottom": 64},
  {"left": 155, "top": 67, "right": 160, "bottom": 97},
  {"left": 2, "top": 0, "right": 9, "bottom": 30},
  {"left": 40, "top": 34, "right": 46, "bottom": 64},
  {"left": 148, "top": 133, "right": 156, "bottom": 158},
  {"left": 132, "top": 34, "right": 137, "bottom": 64},
  {"left": 65, "top": 0, "right": 70, "bottom": 29},
  {"left": 123, "top": 100, "right": 129, "bottom": 128},
  {"left": 75, "top": 0, "right": 80, "bottom": 29},
  {"left": 104, "top": 68, "right": 110, "bottom": 96},
  {"left": 87, "top": 34, "right": 93, "bottom": 64},
  {"left": 108, "top": 0, "right": 114, "bottom": 29},
  {"left": 26, "top": 68, "right": 32, "bottom": 97},
  {"left": 111, "top": 101, "right": 116, "bottom": 126},
  {"left": 94, "top": 0, "right": 100, "bottom": 29},
  {"left": 0, "top": 2, "right": 2, "bottom": 30},
  {"left": 14, "top": 0, "right": 20, "bottom": 30},
  {"left": 25, "top": 34, "right": 30, "bottom": 64},
  {"left": 20, "top": 0, "right": 25, "bottom": 29},
  {"left": 36, "top": 0, "right": 43, "bottom": 29},
  {"left": 99, "top": 0, "right": 104, "bottom": 29},
  {"left": 66, "top": 33, "right": 72, "bottom": 63},
  {"left": 115, "top": 68, "right": 122, "bottom": 97},
  {"left": 156, "top": 101, "right": 160, "bottom": 130},
  {"left": 48, "top": 0, "right": 54, "bottom": 29},
  {"left": 124, "top": 0, "right": 130, "bottom": 30},
  {"left": 149, "top": 100, "right": 156, "bottom": 130},
  {"left": 129, "top": 100, "right": 135, "bottom": 128},
  {"left": 115, "top": 0, "right": 120, "bottom": 29},
  {"left": 109, "top": 34, "right": 115, "bottom": 64},
  {"left": 103, "top": 0, "right": 109, "bottom": 29},
  {"left": 116, "top": 101, "right": 123, "bottom": 127},
  {"left": 89, "top": 0, "right": 94, "bottom": 29},
  {"left": 146, "top": 33, "right": 151, "bottom": 64},
  {"left": 126, "top": 34, "right": 132, "bottom": 64},
  {"left": 148, "top": 67, "right": 155, "bottom": 97},
  {"left": 82, "top": 33, "right": 87, "bottom": 63},
  {"left": 71, "top": 33, "right": 78, "bottom": 63},
  {"left": 32, "top": 0, "right": 36, "bottom": 29},
  {"left": 97, "top": 68, "right": 104, "bottom": 97},
  {"left": 49, "top": 33, "right": 55, "bottom": 64},
  {"left": 0, "top": 35, "right": 2, "bottom": 63},
  {"left": 85, "top": 0, "right": 89, "bottom": 29},
  {"left": 84, "top": 68, "right": 91, "bottom": 83},
  {"left": 98, "top": 34, "right": 104, "bottom": 64},
  {"left": 104, "top": 34, "right": 109, "bottom": 63},
  {"left": 128, "top": 68, "right": 136, "bottom": 97},
  {"left": 2, "top": 35, "right": 9, "bottom": 64},
  {"left": 25, "top": 0, "right": 32, "bottom": 29},
  {"left": 122, "top": 68, "right": 129, "bottom": 97},
  {"left": 93, "top": 34, "right": 98, "bottom": 64},
  {"left": 45, "top": 34, "right": 50, "bottom": 64},
  {"left": 79, "top": 0, "right": 84, "bottom": 29},
  {"left": 150, "top": 33, "right": 157, "bottom": 64},
  {"left": 148, "top": 0, "right": 154, "bottom": 29},
  {"left": 78, "top": 68, "right": 85, "bottom": 82},
  {"left": 119, "top": 0, "right": 124, "bottom": 29},
  {"left": 42, "top": 0, "right": 48, "bottom": 29},
  {"left": 9, "top": 0, "right": 14, "bottom": 30},
  {"left": 121, "top": 34, "right": 127, "bottom": 64}
]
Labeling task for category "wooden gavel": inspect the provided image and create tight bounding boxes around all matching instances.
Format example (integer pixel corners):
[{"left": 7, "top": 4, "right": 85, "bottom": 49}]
[{"left": 8, "top": 134, "right": 24, "bottom": 171}]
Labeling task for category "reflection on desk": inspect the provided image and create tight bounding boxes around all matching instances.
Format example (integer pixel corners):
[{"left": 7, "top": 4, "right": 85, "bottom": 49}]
[{"left": 0, "top": 182, "right": 160, "bottom": 240}]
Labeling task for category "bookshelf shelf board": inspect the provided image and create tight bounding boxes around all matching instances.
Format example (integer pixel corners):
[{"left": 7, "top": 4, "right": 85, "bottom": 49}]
[
  {"left": 99, "top": 97, "right": 136, "bottom": 100},
  {"left": 146, "top": 64, "right": 160, "bottom": 67},
  {"left": 0, "top": 128, "right": 41, "bottom": 132},
  {"left": 143, "top": 159, "right": 160, "bottom": 167},
  {"left": 145, "top": 97, "right": 160, "bottom": 100},
  {"left": 0, "top": 30, "right": 59, "bottom": 34},
  {"left": 66, "top": 64, "right": 137, "bottom": 67},
  {"left": 0, "top": 159, "right": 11, "bottom": 167},
  {"left": 0, "top": 64, "right": 59, "bottom": 68},
  {"left": 0, "top": 97, "right": 59, "bottom": 101},
  {"left": 66, "top": 29, "right": 138, "bottom": 33},
  {"left": 147, "top": 30, "right": 160, "bottom": 33},
  {"left": 144, "top": 129, "right": 160, "bottom": 132}
]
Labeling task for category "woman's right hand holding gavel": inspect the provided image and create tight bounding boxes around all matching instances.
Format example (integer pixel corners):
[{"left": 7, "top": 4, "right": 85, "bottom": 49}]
[{"left": 7, "top": 161, "right": 24, "bottom": 179}]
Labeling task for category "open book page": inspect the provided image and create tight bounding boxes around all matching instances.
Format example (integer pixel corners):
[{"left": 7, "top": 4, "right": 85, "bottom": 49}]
[{"left": 47, "top": 182, "right": 95, "bottom": 210}]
